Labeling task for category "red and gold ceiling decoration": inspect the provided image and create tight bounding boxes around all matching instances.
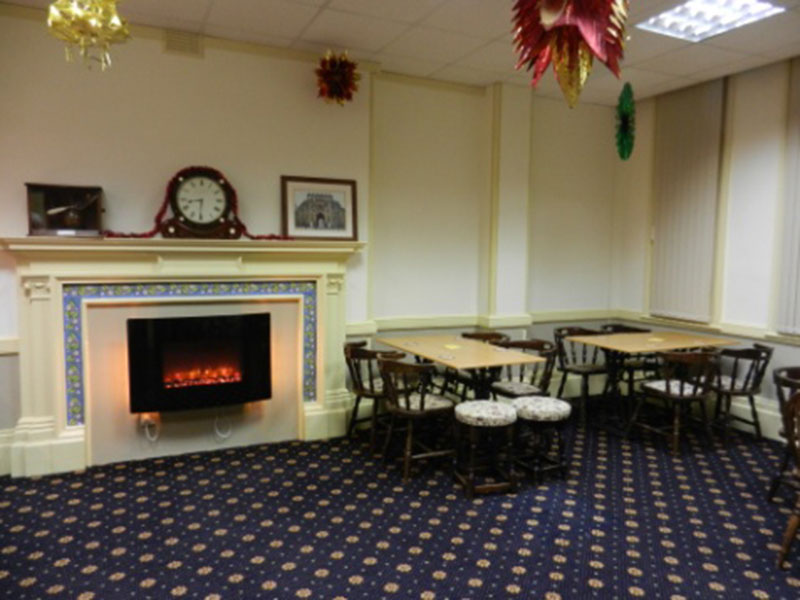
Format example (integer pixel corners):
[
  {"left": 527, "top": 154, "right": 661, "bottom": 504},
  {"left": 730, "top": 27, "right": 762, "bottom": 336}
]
[
  {"left": 315, "top": 50, "right": 361, "bottom": 105},
  {"left": 513, "top": 0, "right": 629, "bottom": 107}
]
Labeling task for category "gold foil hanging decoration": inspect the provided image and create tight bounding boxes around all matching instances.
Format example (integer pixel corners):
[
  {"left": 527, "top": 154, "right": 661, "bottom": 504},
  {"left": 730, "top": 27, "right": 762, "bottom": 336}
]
[
  {"left": 47, "top": 0, "right": 130, "bottom": 71},
  {"left": 551, "top": 32, "right": 594, "bottom": 108}
]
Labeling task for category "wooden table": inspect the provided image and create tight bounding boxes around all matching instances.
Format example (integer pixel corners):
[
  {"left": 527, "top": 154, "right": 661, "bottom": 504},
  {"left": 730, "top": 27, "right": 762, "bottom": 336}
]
[
  {"left": 566, "top": 330, "right": 734, "bottom": 354},
  {"left": 566, "top": 330, "right": 735, "bottom": 434},
  {"left": 376, "top": 334, "right": 544, "bottom": 399}
]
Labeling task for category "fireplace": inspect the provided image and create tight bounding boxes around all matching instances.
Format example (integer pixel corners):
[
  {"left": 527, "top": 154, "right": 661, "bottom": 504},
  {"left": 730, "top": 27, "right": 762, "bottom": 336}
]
[
  {"left": 127, "top": 313, "right": 271, "bottom": 413},
  {"left": 1, "top": 236, "right": 360, "bottom": 477}
]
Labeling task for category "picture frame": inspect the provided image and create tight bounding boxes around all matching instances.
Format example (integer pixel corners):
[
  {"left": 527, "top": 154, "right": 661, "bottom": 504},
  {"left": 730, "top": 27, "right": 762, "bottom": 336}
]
[
  {"left": 26, "top": 183, "right": 103, "bottom": 237},
  {"left": 281, "top": 176, "right": 357, "bottom": 241}
]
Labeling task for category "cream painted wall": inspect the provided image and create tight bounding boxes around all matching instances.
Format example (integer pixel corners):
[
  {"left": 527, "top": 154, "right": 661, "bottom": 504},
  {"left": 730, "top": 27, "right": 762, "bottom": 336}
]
[
  {"left": 0, "top": 253, "right": 16, "bottom": 337},
  {"left": 528, "top": 97, "right": 616, "bottom": 312},
  {"left": 492, "top": 83, "right": 532, "bottom": 318},
  {"left": 610, "top": 99, "right": 655, "bottom": 314},
  {"left": 6, "top": 8, "right": 800, "bottom": 433},
  {"left": 0, "top": 9, "right": 370, "bottom": 336},
  {"left": 721, "top": 63, "right": 790, "bottom": 329},
  {"left": 370, "top": 74, "right": 490, "bottom": 320}
]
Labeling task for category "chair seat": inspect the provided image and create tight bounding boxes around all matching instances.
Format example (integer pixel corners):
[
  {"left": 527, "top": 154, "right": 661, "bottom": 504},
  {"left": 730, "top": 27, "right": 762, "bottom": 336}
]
[
  {"left": 455, "top": 400, "right": 516, "bottom": 427},
  {"left": 642, "top": 379, "right": 706, "bottom": 398},
  {"left": 395, "top": 393, "right": 453, "bottom": 412},
  {"left": 710, "top": 374, "right": 755, "bottom": 394},
  {"left": 564, "top": 363, "right": 606, "bottom": 375},
  {"left": 512, "top": 396, "right": 571, "bottom": 422},
  {"left": 356, "top": 378, "right": 383, "bottom": 395},
  {"left": 492, "top": 380, "right": 543, "bottom": 397}
]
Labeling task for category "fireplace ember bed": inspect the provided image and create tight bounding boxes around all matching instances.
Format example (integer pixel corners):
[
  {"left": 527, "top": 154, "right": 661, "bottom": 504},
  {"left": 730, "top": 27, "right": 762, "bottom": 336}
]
[{"left": 127, "top": 313, "right": 271, "bottom": 413}]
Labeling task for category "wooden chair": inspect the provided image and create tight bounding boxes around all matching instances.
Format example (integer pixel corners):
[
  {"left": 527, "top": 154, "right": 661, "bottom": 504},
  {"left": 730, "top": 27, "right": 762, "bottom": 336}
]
[
  {"left": 627, "top": 351, "right": 717, "bottom": 455},
  {"left": 344, "top": 340, "right": 368, "bottom": 350},
  {"left": 344, "top": 345, "right": 402, "bottom": 451},
  {"left": 462, "top": 331, "right": 510, "bottom": 344},
  {"left": 600, "top": 323, "right": 650, "bottom": 334},
  {"left": 768, "top": 367, "right": 800, "bottom": 501},
  {"left": 778, "top": 391, "right": 800, "bottom": 568},
  {"left": 378, "top": 358, "right": 455, "bottom": 482},
  {"left": 554, "top": 327, "right": 606, "bottom": 421},
  {"left": 711, "top": 343, "right": 773, "bottom": 440},
  {"left": 490, "top": 339, "right": 556, "bottom": 399}
]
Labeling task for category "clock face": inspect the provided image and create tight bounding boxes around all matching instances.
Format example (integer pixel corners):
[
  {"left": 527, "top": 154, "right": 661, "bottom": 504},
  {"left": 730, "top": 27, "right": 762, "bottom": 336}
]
[{"left": 175, "top": 176, "right": 228, "bottom": 225}]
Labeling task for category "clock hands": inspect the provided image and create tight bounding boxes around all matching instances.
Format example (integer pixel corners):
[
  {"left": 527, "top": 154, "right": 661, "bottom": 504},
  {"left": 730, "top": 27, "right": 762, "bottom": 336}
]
[{"left": 181, "top": 197, "right": 213, "bottom": 222}]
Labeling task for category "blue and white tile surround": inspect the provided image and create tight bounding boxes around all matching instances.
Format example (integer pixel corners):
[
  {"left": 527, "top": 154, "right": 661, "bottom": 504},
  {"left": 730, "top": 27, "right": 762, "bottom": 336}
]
[{"left": 62, "top": 281, "right": 317, "bottom": 426}]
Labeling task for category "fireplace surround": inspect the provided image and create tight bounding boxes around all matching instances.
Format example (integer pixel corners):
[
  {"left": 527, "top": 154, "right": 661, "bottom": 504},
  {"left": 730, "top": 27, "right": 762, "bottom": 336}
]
[{"left": 0, "top": 237, "right": 363, "bottom": 477}]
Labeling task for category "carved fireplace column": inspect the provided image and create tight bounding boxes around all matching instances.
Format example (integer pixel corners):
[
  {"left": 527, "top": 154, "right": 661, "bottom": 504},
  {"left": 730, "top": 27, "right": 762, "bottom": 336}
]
[
  {"left": 323, "top": 273, "right": 349, "bottom": 402},
  {"left": 11, "top": 275, "right": 66, "bottom": 476}
]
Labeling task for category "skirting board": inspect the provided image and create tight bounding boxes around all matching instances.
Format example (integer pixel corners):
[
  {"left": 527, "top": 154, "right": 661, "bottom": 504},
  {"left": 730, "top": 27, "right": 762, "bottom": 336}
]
[
  {"left": 0, "top": 337, "right": 19, "bottom": 356},
  {"left": 6, "top": 425, "right": 86, "bottom": 477},
  {"left": 349, "top": 314, "right": 533, "bottom": 334},
  {"left": 0, "top": 428, "right": 12, "bottom": 475}
]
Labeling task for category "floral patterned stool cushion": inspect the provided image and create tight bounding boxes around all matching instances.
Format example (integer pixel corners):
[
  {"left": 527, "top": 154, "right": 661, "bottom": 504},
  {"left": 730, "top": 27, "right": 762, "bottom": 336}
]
[
  {"left": 455, "top": 400, "right": 517, "bottom": 428},
  {"left": 512, "top": 396, "right": 571, "bottom": 422}
]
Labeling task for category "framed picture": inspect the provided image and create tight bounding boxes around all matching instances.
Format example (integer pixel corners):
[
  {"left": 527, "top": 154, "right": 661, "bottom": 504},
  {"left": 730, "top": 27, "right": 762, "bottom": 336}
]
[
  {"left": 281, "top": 176, "right": 357, "bottom": 241},
  {"left": 26, "top": 183, "right": 103, "bottom": 237}
]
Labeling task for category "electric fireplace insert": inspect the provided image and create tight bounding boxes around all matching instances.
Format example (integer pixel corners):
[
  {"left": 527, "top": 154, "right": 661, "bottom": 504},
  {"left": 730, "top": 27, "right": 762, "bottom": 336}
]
[{"left": 127, "top": 313, "right": 271, "bottom": 413}]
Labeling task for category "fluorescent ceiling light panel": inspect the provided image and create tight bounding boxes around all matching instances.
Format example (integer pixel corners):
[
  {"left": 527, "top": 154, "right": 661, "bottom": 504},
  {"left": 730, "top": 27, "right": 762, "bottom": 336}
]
[{"left": 635, "top": 0, "right": 786, "bottom": 42}]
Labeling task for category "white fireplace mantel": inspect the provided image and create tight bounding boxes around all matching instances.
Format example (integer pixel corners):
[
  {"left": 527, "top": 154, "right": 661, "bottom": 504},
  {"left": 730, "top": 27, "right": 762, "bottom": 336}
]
[{"left": 1, "top": 236, "right": 364, "bottom": 477}]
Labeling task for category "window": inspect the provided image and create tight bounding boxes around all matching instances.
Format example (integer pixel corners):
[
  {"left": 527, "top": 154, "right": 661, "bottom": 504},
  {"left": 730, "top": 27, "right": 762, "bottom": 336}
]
[
  {"left": 777, "top": 58, "right": 800, "bottom": 334},
  {"left": 650, "top": 80, "right": 725, "bottom": 323}
]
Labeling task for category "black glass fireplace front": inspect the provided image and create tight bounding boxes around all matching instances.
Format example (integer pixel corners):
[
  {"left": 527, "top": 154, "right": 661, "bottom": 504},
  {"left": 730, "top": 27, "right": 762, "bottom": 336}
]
[{"left": 127, "top": 313, "right": 271, "bottom": 413}]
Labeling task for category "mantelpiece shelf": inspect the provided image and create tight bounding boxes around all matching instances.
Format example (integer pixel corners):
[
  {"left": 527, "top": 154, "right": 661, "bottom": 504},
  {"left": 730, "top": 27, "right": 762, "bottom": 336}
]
[{"left": 1, "top": 236, "right": 365, "bottom": 257}]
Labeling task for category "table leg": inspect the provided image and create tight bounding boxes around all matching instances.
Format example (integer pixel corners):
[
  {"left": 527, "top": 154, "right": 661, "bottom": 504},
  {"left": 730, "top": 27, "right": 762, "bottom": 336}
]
[
  {"left": 469, "top": 367, "right": 499, "bottom": 400},
  {"left": 593, "top": 349, "right": 629, "bottom": 435}
]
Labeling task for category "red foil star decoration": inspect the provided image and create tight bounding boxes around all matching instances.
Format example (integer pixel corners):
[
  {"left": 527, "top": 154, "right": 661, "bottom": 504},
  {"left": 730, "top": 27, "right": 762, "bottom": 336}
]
[
  {"left": 316, "top": 50, "right": 360, "bottom": 105},
  {"left": 513, "top": 0, "right": 628, "bottom": 107}
]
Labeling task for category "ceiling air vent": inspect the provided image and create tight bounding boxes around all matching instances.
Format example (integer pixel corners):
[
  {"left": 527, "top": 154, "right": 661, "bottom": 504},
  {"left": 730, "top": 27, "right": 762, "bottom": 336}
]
[{"left": 164, "top": 30, "right": 204, "bottom": 57}]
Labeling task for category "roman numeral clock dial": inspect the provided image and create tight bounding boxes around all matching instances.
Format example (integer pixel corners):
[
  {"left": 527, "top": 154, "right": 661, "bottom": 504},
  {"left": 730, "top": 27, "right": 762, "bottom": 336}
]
[{"left": 161, "top": 166, "right": 242, "bottom": 238}]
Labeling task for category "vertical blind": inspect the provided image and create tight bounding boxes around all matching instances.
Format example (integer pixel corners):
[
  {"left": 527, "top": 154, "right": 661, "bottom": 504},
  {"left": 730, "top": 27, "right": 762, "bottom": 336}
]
[
  {"left": 777, "top": 58, "right": 800, "bottom": 334},
  {"left": 650, "top": 80, "right": 724, "bottom": 323}
]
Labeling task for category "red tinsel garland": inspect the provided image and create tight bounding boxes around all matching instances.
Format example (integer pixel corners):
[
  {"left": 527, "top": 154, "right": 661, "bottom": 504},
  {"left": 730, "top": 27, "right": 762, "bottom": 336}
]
[{"left": 316, "top": 50, "right": 360, "bottom": 105}]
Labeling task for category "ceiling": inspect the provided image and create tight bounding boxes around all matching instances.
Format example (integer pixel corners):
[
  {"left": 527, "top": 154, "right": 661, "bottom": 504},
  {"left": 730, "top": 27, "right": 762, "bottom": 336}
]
[{"left": 8, "top": 0, "right": 800, "bottom": 105}]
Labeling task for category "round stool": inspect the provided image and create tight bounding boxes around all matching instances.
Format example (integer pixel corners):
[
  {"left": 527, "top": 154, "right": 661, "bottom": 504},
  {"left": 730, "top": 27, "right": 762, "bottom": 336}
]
[
  {"left": 512, "top": 396, "right": 571, "bottom": 482},
  {"left": 453, "top": 400, "right": 517, "bottom": 498}
]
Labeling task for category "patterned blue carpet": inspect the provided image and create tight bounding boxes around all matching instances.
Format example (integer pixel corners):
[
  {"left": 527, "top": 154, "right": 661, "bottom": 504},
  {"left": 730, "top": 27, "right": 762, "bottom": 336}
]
[{"left": 1, "top": 425, "right": 799, "bottom": 599}]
